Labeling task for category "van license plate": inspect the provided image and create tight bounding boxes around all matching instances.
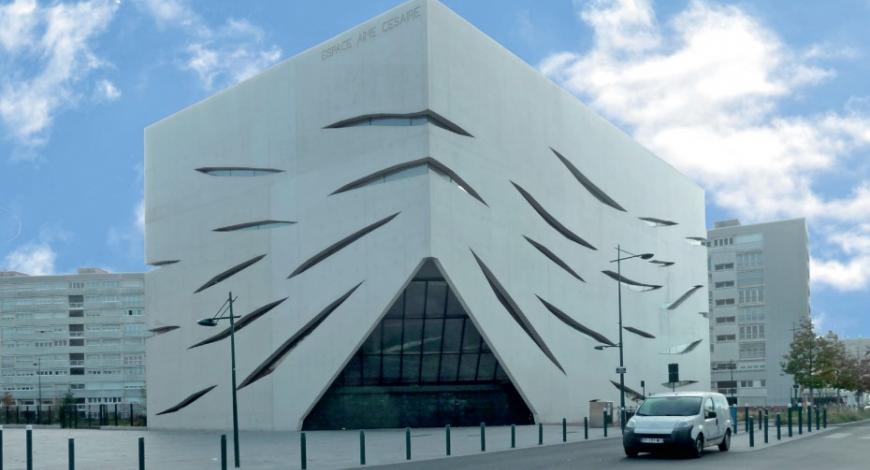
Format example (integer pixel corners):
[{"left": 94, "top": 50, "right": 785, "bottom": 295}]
[{"left": 640, "top": 438, "right": 664, "bottom": 444}]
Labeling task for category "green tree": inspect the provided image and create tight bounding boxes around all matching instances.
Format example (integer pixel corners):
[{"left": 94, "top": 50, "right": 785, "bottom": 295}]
[
  {"left": 782, "top": 318, "right": 825, "bottom": 403},
  {"left": 2, "top": 392, "right": 14, "bottom": 407}
]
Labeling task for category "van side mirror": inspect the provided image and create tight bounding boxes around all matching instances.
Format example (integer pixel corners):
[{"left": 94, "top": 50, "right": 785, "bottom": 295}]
[{"left": 706, "top": 410, "right": 717, "bottom": 419}]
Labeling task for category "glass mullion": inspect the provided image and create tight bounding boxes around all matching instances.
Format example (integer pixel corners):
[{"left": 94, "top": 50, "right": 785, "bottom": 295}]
[
  {"left": 417, "top": 281, "right": 429, "bottom": 384},
  {"left": 455, "top": 318, "right": 467, "bottom": 382},
  {"left": 436, "top": 282, "right": 449, "bottom": 384}
]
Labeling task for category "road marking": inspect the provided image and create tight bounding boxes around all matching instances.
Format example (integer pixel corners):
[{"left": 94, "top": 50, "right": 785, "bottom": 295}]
[{"left": 824, "top": 433, "right": 850, "bottom": 439}]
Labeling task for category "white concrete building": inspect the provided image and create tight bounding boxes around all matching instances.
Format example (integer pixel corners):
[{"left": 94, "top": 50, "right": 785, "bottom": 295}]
[
  {"left": 707, "top": 218, "right": 811, "bottom": 406},
  {"left": 144, "top": 0, "right": 709, "bottom": 431},
  {"left": 0, "top": 269, "right": 146, "bottom": 409}
]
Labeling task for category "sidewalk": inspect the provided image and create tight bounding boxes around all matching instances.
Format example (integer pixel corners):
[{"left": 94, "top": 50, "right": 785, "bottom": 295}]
[{"left": 0, "top": 423, "right": 618, "bottom": 470}]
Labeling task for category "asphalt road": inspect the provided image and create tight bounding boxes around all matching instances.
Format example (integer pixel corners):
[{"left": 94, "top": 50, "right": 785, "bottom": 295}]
[{"left": 371, "top": 420, "right": 870, "bottom": 470}]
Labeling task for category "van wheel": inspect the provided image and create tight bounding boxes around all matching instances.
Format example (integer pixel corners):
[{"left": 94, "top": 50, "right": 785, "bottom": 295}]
[
  {"left": 690, "top": 435, "right": 704, "bottom": 458},
  {"left": 718, "top": 430, "right": 731, "bottom": 452}
]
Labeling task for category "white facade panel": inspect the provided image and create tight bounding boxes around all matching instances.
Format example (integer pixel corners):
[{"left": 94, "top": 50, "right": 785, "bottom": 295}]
[{"left": 145, "top": 0, "right": 709, "bottom": 431}]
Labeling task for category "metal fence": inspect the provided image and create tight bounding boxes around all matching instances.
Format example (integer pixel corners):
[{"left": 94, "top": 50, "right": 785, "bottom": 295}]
[{"left": 0, "top": 403, "right": 147, "bottom": 427}]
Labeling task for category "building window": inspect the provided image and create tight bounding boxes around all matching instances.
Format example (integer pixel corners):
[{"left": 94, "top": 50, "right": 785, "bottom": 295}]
[
  {"left": 715, "top": 316, "right": 736, "bottom": 324},
  {"left": 738, "top": 342, "right": 765, "bottom": 359},
  {"left": 716, "top": 334, "right": 736, "bottom": 343},
  {"left": 738, "top": 287, "right": 764, "bottom": 304},
  {"left": 714, "top": 263, "right": 734, "bottom": 271},
  {"left": 714, "top": 281, "right": 735, "bottom": 288},
  {"left": 738, "top": 324, "right": 765, "bottom": 340},
  {"left": 715, "top": 298, "right": 735, "bottom": 306},
  {"left": 736, "top": 251, "right": 763, "bottom": 268}
]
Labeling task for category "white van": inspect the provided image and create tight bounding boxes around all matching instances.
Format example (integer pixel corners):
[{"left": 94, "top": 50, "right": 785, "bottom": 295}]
[{"left": 623, "top": 391, "right": 732, "bottom": 458}]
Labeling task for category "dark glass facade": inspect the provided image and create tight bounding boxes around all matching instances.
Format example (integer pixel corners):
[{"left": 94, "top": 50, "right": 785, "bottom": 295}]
[{"left": 303, "top": 261, "right": 532, "bottom": 430}]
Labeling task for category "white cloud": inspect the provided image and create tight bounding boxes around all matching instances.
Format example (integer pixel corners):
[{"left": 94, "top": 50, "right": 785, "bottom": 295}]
[
  {"left": 137, "top": 0, "right": 282, "bottom": 90},
  {"left": 541, "top": 0, "right": 870, "bottom": 291},
  {"left": 3, "top": 242, "right": 56, "bottom": 275},
  {"left": 0, "top": 0, "right": 119, "bottom": 149},
  {"left": 95, "top": 78, "right": 121, "bottom": 101}
]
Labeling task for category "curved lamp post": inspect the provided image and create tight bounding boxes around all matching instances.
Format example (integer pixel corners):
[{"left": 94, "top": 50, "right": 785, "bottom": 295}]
[
  {"left": 198, "top": 292, "right": 242, "bottom": 468},
  {"left": 610, "top": 246, "right": 654, "bottom": 431}
]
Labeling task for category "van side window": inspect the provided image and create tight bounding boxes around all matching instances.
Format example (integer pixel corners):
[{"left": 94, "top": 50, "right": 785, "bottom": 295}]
[{"left": 704, "top": 398, "right": 714, "bottom": 414}]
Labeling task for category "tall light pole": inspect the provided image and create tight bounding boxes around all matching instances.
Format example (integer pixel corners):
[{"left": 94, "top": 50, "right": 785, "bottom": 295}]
[
  {"left": 198, "top": 292, "right": 241, "bottom": 468},
  {"left": 611, "top": 246, "right": 654, "bottom": 430}
]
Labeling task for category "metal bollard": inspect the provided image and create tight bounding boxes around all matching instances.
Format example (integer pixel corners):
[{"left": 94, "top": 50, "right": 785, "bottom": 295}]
[
  {"left": 138, "top": 437, "right": 144, "bottom": 470},
  {"left": 776, "top": 414, "right": 781, "bottom": 441},
  {"left": 604, "top": 412, "right": 608, "bottom": 437},
  {"left": 808, "top": 407, "right": 812, "bottom": 433},
  {"left": 562, "top": 418, "right": 567, "bottom": 442},
  {"left": 445, "top": 425, "right": 451, "bottom": 456},
  {"left": 823, "top": 407, "right": 827, "bottom": 428},
  {"left": 405, "top": 427, "right": 411, "bottom": 460},
  {"left": 584, "top": 417, "right": 588, "bottom": 440},
  {"left": 788, "top": 407, "right": 793, "bottom": 437},
  {"left": 764, "top": 413, "right": 768, "bottom": 443},
  {"left": 749, "top": 417, "right": 754, "bottom": 448},
  {"left": 114, "top": 404, "right": 118, "bottom": 427},
  {"left": 359, "top": 430, "right": 366, "bottom": 466},
  {"left": 798, "top": 408, "right": 803, "bottom": 435},
  {"left": 221, "top": 435, "right": 227, "bottom": 470},
  {"left": 300, "top": 433, "right": 307, "bottom": 470},
  {"left": 480, "top": 422, "right": 486, "bottom": 452},
  {"left": 758, "top": 409, "right": 762, "bottom": 430},
  {"left": 26, "top": 426, "right": 32, "bottom": 470},
  {"left": 510, "top": 424, "right": 516, "bottom": 449},
  {"left": 68, "top": 438, "right": 74, "bottom": 470},
  {"left": 0, "top": 427, "right": 3, "bottom": 470},
  {"left": 538, "top": 422, "right": 543, "bottom": 445},
  {"left": 731, "top": 406, "right": 738, "bottom": 435},
  {"left": 744, "top": 406, "right": 750, "bottom": 432}
]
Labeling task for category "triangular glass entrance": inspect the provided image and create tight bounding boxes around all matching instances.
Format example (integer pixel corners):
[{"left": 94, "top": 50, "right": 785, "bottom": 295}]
[{"left": 303, "top": 260, "right": 533, "bottom": 430}]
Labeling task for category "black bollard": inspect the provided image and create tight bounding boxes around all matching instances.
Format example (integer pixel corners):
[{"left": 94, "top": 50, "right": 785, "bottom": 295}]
[
  {"left": 445, "top": 425, "right": 451, "bottom": 456},
  {"left": 744, "top": 406, "right": 749, "bottom": 432},
  {"left": 26, "top": 427, "right": 32, "bottom": 470},
  {"left": 221, "top": 434, "right": 227, "bottom": 470},
  {"left": 776, "top": 414, "right": 781, "bottom": 441},
  {"left": 359, "top": 430, "right": 366, "bottom": 466},
  {"left": 405, "top": 427, "right": 411, "bottom": 460},
  {"left": 0, "top": 428, "right": 3, "bottom": 470},
  {"left": 764, "top": 413, "right": 769, "bottom": 443},
  {"left": 138, "top": 437, "right": 144, "bottom": 470},
  {"left": 510, "top": 424, "right": 515, "bottom": 449},
  {"left": 823, "top": 407, "right": 827, "bottom": 428},
  {"left": 480, "top": 422, "right": 486, "bottom": 452},
  {"left": 808, "top": 407, "right": 812, "bottom": 433},
  {"left": 68, "top": 438, "right": 74, "bottom": 470},
  {"left": 749, "top": 417, "right": 754, "bottom": 448},
  {"left": 562, "top": 418, "right": 567, "bottom": 442},
  {"left": 300, "top": 432, "right": 306, "bottom": 470},
  {"left": 584, "top": 417, "right": 588, "bottom": 440},
  {"left": 788, "top": 407, "right": 793, "bottom": 437},
  {"left": 538, "top": 422, "right": 543, "bottom": 445}
]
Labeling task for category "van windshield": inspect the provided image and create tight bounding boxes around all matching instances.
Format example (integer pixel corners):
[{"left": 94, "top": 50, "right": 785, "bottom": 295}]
[{"left": 636, "top": 397, "right": 702, "bottom": 416}]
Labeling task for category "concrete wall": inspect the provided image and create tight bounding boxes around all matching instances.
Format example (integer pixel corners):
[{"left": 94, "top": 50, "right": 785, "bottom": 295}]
[{"left": 145, "top": 0, "right": 709, "bottom": 431}]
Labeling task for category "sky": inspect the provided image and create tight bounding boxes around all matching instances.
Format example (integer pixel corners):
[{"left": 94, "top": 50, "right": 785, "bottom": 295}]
[{"left": 1, "top": 0, "right": 869, "bottom": 337}]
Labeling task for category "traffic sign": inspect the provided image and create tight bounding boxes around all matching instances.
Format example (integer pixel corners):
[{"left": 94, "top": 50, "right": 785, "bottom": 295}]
[{"left": 616, "top": 367, "right": 627, "bottom": 374}]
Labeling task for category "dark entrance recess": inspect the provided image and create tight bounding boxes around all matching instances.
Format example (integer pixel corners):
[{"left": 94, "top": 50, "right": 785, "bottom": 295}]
[{"left": 303, "top": 260, "right": 533, "bottom": 430}]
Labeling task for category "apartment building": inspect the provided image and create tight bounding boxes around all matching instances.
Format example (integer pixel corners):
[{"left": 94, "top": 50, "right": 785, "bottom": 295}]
[
  {"left": 707, "top": 219, "right": 811, "bottom": 406},
  {"left": 0, "top": 268, "right": 146, "bottom": 409}
]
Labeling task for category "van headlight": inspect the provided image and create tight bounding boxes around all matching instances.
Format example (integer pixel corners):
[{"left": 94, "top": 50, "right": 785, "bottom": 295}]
[
  {"left": 674, "top": 421, "right": 692, "bottom": 430},
  {"left": 626, "top": 418, "right": 636, "bottom": 429}
]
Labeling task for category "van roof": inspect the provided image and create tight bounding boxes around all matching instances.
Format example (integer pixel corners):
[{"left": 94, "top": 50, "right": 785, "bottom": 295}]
[{"left": 648, "top": 391, "right": 721, "bottom": 398}]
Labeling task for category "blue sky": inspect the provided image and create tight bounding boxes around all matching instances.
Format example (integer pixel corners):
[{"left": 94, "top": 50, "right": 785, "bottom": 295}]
[{"left": 1, "top": 0, "right": 869, "bottom": 337}]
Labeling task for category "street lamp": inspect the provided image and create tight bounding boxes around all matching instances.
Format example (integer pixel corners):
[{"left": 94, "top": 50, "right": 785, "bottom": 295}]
[
  {"left": 610, "top": 245, "right": 654, "bottom": 431},
  {"left": 198, "top": 292, "right": 242, "bottom": 468}
]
